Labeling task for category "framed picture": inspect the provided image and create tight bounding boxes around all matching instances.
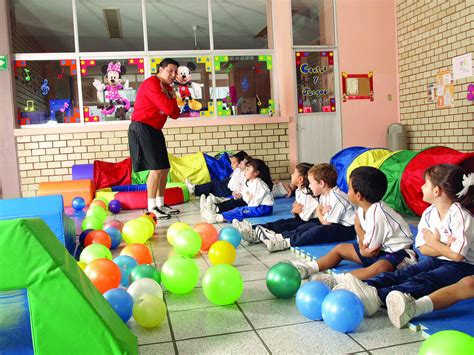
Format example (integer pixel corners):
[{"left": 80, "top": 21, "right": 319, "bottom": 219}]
[{"left": 341, "top": 72, "right": 374, "bottom": 102}]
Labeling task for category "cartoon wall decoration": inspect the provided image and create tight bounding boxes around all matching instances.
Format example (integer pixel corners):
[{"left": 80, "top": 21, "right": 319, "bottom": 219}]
[{"left": 175, "top": 62, "right": 203, "bottom": 116}]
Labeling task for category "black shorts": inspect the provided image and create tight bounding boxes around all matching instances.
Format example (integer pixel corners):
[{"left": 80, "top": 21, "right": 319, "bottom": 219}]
[
  {"left": 128, "top": 121, "right": 170, "bottom": 171},
  {"left": 354, "top": 244, "right": 409, "bottom": 268}
]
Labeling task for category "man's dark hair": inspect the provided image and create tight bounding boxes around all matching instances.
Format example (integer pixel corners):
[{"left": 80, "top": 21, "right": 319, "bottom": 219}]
[
  {"left": 159, "top": 58, "right": 180, "bottom": 69},
  {"left": 349, "top": 167, "right": 387, "bottom": 203}
]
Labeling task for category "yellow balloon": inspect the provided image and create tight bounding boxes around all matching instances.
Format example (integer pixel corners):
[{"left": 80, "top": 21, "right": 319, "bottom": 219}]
[
  {"left": 122, "top": 219, "right": 149, "bottom": 244},
  {"left": 132, "top": 294, "right": 167, "bottom": 328},
  {"left": 208, "top": 241, "right": 236, "bottom": 265},
  {"left": 166, "top": 222, "right": 192, "bottom": 246},
  {"left": 77, "top": 261, "right": 87, "bottom": 270},
  {"left": 136, "top": 217, "right": 155, "bottom": 238}
]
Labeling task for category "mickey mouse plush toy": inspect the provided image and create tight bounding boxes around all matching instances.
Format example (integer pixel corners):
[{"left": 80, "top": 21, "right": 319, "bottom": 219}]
[
  {"left": 93, "top": 61, "right": 131, "bottom": 120},
  {"left": 175, "top": 62, "right": 203, "bottom": 113}
]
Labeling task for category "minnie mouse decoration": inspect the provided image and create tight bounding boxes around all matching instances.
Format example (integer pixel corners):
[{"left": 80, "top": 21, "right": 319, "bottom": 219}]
[
  {"left": 93, "top": 61, "right": 131, "bottom": 120},
  {"left": 175, "top": 62, "right": 203, "bottom": 113}
]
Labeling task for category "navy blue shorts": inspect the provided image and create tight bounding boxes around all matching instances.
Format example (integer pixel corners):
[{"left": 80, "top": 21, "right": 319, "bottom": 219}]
[{"left": 354, "top": 244, "right": 409, "bottom": 268}]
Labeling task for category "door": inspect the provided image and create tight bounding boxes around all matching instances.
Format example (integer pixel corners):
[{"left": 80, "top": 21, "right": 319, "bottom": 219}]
[{"left": 295, "top": 50, "right": 342, "bottom": 164}]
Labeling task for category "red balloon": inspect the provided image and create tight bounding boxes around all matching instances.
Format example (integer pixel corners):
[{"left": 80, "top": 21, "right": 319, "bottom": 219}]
[
  {"left": 84, "top": 230, "right": 112, "bottom": 249},
  {"left": 104, "top": 220, "right": 124, "bottom": 232},
  {"left": 194, "top": 223, "right": 218, "bottom": 251},
  {"left": 84, "top": 259, "right": 121, "bottom": 293},
  {"left": 90, "top": 200, "right": 107, "bottom": 210},
  {"left": 142, "top": 211, "right": 158, "bottom": 226},
  {"left": 120, "top": 243, "right": 152, "bottom": 264}
]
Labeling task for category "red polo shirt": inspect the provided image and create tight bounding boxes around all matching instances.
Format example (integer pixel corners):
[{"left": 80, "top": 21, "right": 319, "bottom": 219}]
[{"left": 132, "top": 76, "right": 180, "bottom": 130}]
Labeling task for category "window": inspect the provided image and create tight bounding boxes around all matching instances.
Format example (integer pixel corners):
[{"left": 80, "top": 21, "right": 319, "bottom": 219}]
[{"left": 291, "top": 0, "right": 335, "bottom": 46}]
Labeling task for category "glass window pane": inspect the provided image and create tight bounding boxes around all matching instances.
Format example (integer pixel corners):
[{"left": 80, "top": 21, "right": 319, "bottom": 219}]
[
  {"left": 80, "top": 58, "right": 145, "bottom": 122},
  {"left": 15, "top": 59, "right": 79, "bottom": 125},
  {"left": 77, "top": 0, "right": 144, "bottom": 52},
  {"left": 10, "top": 0, "right": 75, "bottom": 53},
  {"left": 212, "top": 55, "right": 274, "bottom": 116},
  {"left": 295, "top": 51, "right": 336, "bottom": 113},
  {"left": 292, "top": 0, "right": 335, "bottom": 46},
  {"left": 146, "top": 1, "right": 210, "bottom": 51},
  {"left": 212, "top": 0, "right": 271, "bottom": 49}
]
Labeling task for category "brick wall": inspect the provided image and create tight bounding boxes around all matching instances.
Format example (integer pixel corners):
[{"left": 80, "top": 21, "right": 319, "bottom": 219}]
[
  {"left": 396, "top": 0, "right": 473, "bottom": 151},
  {"left": 16, "top": 123, "right": 290, "bottom": 197}
]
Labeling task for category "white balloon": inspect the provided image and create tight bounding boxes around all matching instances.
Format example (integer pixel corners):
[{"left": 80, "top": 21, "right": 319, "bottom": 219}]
[{"left": 127, "top": 278, "right": 163, "bottom": 301}]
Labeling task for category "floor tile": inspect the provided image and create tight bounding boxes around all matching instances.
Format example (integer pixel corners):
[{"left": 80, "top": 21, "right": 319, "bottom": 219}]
[
  {"left": 250, "top": 249, "right": 301, "bottom": 268},
  {"left": 369, "top": 341, "right": 423, "bottom": 354},
  {"left": 164, "top": 288, "right": 216, "bottom": 312},
  {"left": 176, "top": 331, "right": 269, "bottom": 355},
  {"left": 238, "top": 279, "right": 276, "bottom": 303},
  {"left": 139, "top": 341, "right": 176, "bottom": 354},
  {"left": 128, "top": 317, "right": 172, "bottom": 345},
  {"left": 257, "top": 322, "right": 364, "bottom": 354},
  {"left": 168, "top": 305, "right": 252, "bottom": 340},
  {"left": 235, "top": 262, "right": 269, "bottom": 282}
]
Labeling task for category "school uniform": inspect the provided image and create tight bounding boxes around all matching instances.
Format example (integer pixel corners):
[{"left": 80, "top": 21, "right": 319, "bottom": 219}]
[
  {"left": 366, "top": 203, "right": 474, "bottom": 302},
  {"left": 282, "top": 187, "right": 357, "bottom": 246},
  {"left": 195, "top": 168, "right": 244, "bottom": 197}
]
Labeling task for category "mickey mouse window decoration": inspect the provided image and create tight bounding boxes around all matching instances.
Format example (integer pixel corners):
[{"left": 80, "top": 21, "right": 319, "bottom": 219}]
[{"left": 175, "top": 62, "right": 204, "bottom": 116}]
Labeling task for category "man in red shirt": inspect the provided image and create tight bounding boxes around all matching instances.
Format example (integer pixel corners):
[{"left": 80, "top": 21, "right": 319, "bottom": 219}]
[{"left": 129, "top": 58, "right": 181, "bottom": 219}]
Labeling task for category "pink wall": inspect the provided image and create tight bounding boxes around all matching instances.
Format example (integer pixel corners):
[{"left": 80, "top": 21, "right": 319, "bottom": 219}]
[{"left": 337, "top": 0, "right": 400, "bottom": 148}]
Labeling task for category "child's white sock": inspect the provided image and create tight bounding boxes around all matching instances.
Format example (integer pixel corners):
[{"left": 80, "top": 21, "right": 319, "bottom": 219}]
[
  {"left": 147, "top": 198, "right": 156, "bottom": 211},
  {"left": 156, "top": 196, "right": 164, "bottom": 208},
  {"left": 334, "top": 273, "right": 346, "bottom": 284},
  {"left": 414, "top": 296, "right": 433, "bottom": 317},
  {"left": 216, "top": 214, "right": 224, "bottom": 223},
  {"left": 304, "top": 260, "right": 319, "bottom": 274}
]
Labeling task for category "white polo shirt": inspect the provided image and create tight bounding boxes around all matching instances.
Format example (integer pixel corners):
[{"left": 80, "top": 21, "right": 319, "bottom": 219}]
[
  {"left": 295, "top": 188, "right": 319, "bottom": 221},
  {"left": 242, "top": 177, "right": 274, "bottom": 207},
  {"left": 227, "top": 168, "right": 245, "bottom": 193},
  {"left": 415, "top": 203, "right": 474, "bottom": 264},
  {"left": 358, "top": 201, "right": 413, "bottom": 252},
  {"left": 319, "top": 187, "right": 355, "bottom": 227}
]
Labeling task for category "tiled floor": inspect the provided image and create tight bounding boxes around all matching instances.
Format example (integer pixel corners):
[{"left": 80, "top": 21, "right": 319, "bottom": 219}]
[{"left": 111, "top": 199, "right": 425, "bottom": 355}]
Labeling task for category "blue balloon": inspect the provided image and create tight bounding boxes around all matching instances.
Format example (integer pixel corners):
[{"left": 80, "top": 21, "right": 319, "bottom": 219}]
[
  {"left": 103, "top": 288, "right": 134, "bottom": 322},
  {"left": 322, "top": 289, "right": 364, "bottom": 333},
  {"left": 218, "top": 226, "right": 241, "bottom": 248},
  {"left": 296, "top": 281, "right": 331, "bottom": 320},
  {"left": 105, "top": 227, "right": 122, "bottom": 249},
  {"left": 113, "top": 255, "right": 138, "bottom": 287},
  {"left": 72, "top": 197, "right": 85, "bottom": 211}
]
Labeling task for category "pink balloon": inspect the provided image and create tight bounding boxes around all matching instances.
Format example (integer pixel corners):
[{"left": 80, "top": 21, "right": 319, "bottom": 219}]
[{"left": 104, "top": 220, "right": 124, "bottom": 232}]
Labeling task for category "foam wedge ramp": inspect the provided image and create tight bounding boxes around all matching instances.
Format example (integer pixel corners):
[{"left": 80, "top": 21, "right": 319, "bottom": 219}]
[{"left": 0, "top": 218, "right": 138, "bottom": 355}]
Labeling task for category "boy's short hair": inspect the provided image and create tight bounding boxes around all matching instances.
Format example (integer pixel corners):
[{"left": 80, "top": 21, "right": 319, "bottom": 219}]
[
  {"left": 231, "top": 151, "right": 248, "bottom": 163},
  {"left": 349, "top": 166, "right": 387, "bottom": 203},
  {"left": 308, "top": 163, "right": 337, "bottom": 188}
]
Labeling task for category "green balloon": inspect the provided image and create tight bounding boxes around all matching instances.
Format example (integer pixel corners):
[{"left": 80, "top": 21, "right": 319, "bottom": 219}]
[
  {"left": 173, "top": 229, "right": 202, "bottom": 257},
  {"left": 161, "top": 256, "right": 199, "bottom": 294},
  {"left": 167, "top": 222, "right": 192, "bottom": 246},
  {"left": 266, "top": 262, "right": 301, "bottom": 298},
  {"left": 86, "top": 205, "right": 107, "bottom": 222},
  {"left": 79, "top": 243, "right": 112, "bottom": 264},
  {"left": 419, "top": 330, "right": 474, "bottom": 355},
  {"left": 82, "top": 216, "right": 103, "bottom": 231},
  {"left": 132, "top": 294, "right": 167, "bottom": 328},
  {"left": 129, "top": 264, "right": 161, "bottom": 284},
  {"left": 202, "top": 264, "right": 243, "bottom": 305}
]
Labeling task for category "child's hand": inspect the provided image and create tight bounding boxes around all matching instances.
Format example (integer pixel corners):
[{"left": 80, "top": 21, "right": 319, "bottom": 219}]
[
  {"left": 423, "top": 228, "right": 440, "bottom": 245},
  {"left": 232, "top": 192, "right": 242, "bottom": 199},
  {"left": 321, "top": 205, "right": 331, "bottom": 215},
  {"left": 292, "top": 202, "right": 303, "bottom": 214},
  {"left": 446, "top": 235, "right": 456, "bottom": 247},
  {"left": 360, "top": 244, "right": 381, "bottom": 258}
]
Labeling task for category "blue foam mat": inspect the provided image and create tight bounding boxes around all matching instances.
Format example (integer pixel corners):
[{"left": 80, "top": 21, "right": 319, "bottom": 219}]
[{"left": 246, "top": 197, "right": 295, "bottom": 225}]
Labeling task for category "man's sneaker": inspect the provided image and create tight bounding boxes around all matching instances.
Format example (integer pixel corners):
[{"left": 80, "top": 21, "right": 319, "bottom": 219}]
[
  {"left": 335, "top": 273, "right": 382, "bottom": 317},
  {"left": 159, "top": 204, "right": 180, "bottom": 215},
  {"left": 386, "top": 291, "right": 416, "bottom": 328},
  {"left": 206, "top": 195, "right": 219, "bottom": 213},
  {"left": 309, "top": 272, "right": 337, "bottom": 289},
  {"left": 209, "top": 194, "right": 229, "bottom": 204},
  {"left": 149, "top": 207, "right": 171, "bottom": 220},
  {"left": 184, "top": 178, "right": 195, "bottom": 194},
  {"left": 284, "top": 259, "right": 315, "bottom": 279},
  {"left": 232, "top": 219, "right": 258, "bottom": 243},
  {"left": 397, "top": 249, "right": 418, "bottom": 270}
]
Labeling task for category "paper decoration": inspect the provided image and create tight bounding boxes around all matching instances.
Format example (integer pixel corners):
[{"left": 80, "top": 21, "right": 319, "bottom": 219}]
[
  {"left": 452, "top": 53, "right": 473, "bottom": 81},
  {"left": 435, "top": 70, "right": 454, "bottom": 108}
]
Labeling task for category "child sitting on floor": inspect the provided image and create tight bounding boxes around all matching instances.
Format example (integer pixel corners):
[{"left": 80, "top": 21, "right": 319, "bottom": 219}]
[
  {"left": 232, "top": 162, "right": 318, "bottom": 243},
  {"left": 289, "top": 166, "right": 416, "bottom": 287},
  {"left": 335, "top": 164, "right": 474, "bottom": 317},
  {"left": 258, "top": 163, "right": 356, "bottom": 252},
  {"left": 201, "top": 157, "right": 274, "bottom": 223}
]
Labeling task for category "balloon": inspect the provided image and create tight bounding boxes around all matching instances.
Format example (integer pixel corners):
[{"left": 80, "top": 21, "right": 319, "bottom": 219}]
[
  {"left": 120, "top": 243, "right": 152, "bottom": 264},
  {"left": 104, "top": 220, "right": 124, "bottom": 233},
  {"left": 94, "top": 197, "right": 109, "bottom": 210},
  {"left": 79, "top": 229, "right": 93, "bottom": 245},
  {"left": 128, "top": 278, "right": 163, "bottom": 301},
  {"left": 84, "top": 230, "right": 112, "bottom": 249},
  {"left": 104, "top": 288, "right": 134, "bottom": 323},
  {"left": 167, "top": 222, "right": 192, "bottom": 246},
  {"left": 296, "top": 281, "right": 331, "bottom": 320},
  {"left": 86, "top": 205, "right": 107, "bottom": 222},
  {"left": 77, "top": 261, "right": 87, "bottom": 270},
  {"left": 113, "top": 255, "right": 138, "bottom": 287},
  {"left": 108, "top": 200, "right": 122, "bottom": 214},
  {"left": 419, "top": 330, "right": 474, "bottom": 355},
  {"left": 135, "top": 217, "right": 155, "bottom": 238},
  {"left": 208, "top": 241, "right": 236, "bottom": 265},
  {"left": 194, "top": 223, "right": 218, "bottom": 251},
  {"left": 202, "top": 264, "right": 244, "bottom": 305},
  {"left": 321, "top": 290, "right": 364, "bottom": 333},
  {"left": 105, "top": 227, "right": 122, "bottom": 249},
  {"left": 266, "top": 262, "right": 301, "bottom": 298},
  {"left": 84, "top": 258, "right": 121, "bottom": 293},
  {"left": 133, "top": 294, "right": 166, "bottom": 328},
  {"left": 72, "top": 197, "right": 85, "bottom": 211},
  {"left": 90, "top": 199, "right": 107, "bottom": 210},
  {"left": 80, "top": 243, "right": 112, "bottom": 264},
  {"left": 161, "top": 256, "right": 199, "bottom": 294},
  {"left": 122, "top": 219, "right": 150, "bottom": 244},
  {"left": 173, "top": 229, "right": 202, "bottom": 257},
  {"left": 129, "top": 264, "right": 161, "bottom": 285},
  {"left": 218, "top": 227, "right": 241, "bottom": 248},
  {"left": 142, "top": 211, "right": 158, "bottom": 226},
  {"left": 82, "top": 216, "right": 103, "bottom": 231}
]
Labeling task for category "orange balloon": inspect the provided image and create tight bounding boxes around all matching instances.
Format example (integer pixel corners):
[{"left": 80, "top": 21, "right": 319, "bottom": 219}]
[
  {"left": 84, "top": 258, "right": 121, "bottom": 293},
  {"left": 142, "top": 211, "right": 158, "bottom": 226},
  {"left": 208, "top": 241, "right": 236, "bottom": 265},
  {"left": 84, "top": 230, "right": 112, "bottom": 249},
  {"left": 120, "top": 243, "right": 152, "bottom": 264},
  {"left": 90, "top": 200, "right": 107, "bottom": 210},
  {"left": 194, "top": 223, "right": 218, "bottom": 251}
]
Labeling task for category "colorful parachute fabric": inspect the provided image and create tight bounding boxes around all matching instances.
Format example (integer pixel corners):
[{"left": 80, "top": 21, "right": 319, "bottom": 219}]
[
  {"left": 346, "top": 148, "right": 392, "bottom": 184},
  {"left": 330, "top": 146, "right": 369, "bottom": 193}
]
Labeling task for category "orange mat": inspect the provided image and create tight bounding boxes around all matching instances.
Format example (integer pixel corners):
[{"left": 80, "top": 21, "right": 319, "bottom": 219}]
[{"left": 38, "top": 179, "right": 95, "bottom": 207}]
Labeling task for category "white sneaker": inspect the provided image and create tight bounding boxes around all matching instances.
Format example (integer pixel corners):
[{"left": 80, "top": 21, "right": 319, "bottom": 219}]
[
  {"left": 397, "top": 249, "right": 418, "bottom": 270},
  {"left": 199, "top": 194, "right": 207, "bottom": 218},
  {"left": 272, "top": 181, "right": 288, "bottom": 198},
  {"left": 256, "top": 228, "right": 289, "bottom": 252},
  {"left": 335, "top": 273, "right": 382, "bottom": 317},
  {"left": 206, "top": 195, "right": 219, "bottom": 213},
  {"left": 184, "top": 178, "right": 195, "bottom": 194},
  {"left": 309, "top": 272, "right": 337, "bottom": 289},
  {"left": 209, "top": 194, "right": 229, "bottom": 204},
  {"left": 285, "top": 259, "right": 315, "bottom": 279},
  {"left": 232, "top": 219, "right": 258, "bottom": 243},
  {"left": 202, "top": 208, "right": 219, "bottom": 224},
  {"left": 386, "top": 291, "right": 416, "bottom": 328}
]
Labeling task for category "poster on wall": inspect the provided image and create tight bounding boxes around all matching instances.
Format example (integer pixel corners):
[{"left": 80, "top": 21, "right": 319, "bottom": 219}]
[
  {"left": 435, "top": 70, "right": 454, "bottom": 108},
  {"left": 452, "top": 53, "right": 473, "bottom": 81}
]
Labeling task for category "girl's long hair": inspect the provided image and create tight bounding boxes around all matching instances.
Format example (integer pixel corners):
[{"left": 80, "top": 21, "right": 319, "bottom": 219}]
[
  {"left": 296, "top": 162, "right": 313, "bottom": 195},
  {"left": 246, "top": 157, "right": 273, "bottom": 190}
]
